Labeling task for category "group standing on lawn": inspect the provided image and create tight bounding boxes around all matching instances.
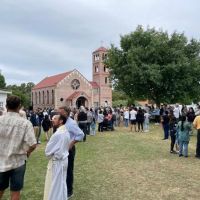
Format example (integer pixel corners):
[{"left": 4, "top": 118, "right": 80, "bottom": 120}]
[{"left": 1, "top": 95, "right": 200, "bottom": 200}]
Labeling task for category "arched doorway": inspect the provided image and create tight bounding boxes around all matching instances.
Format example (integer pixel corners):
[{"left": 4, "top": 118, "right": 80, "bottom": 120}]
[{"left": 76, "top": 96, "right": 87, "bottom": 108}]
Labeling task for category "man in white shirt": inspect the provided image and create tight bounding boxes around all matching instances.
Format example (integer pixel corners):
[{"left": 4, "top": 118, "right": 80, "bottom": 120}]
[
  {"left": 0, "top": 96, "right": 36, "bottom": 200},
  {"left": 130, "top": 107, "right": 137, "bottom": 132},
  {"left": 173, "top": 104, "right": 180, "bottom": 122},
  {"left": 124, "top": 108, "right": 130, "bottom": 128}
]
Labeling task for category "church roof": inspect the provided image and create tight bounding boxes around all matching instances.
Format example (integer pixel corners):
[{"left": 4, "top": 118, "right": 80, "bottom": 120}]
[
  {"left": 89, "top": 81, "right": 99, "bottom": 88},
  {"left": 33, "top": 71, "right": 72, "bottom": 90},
  {"left": 33, "top": 70, "right": 99, "bottom": 90},
  {"left": 93, "top": 46, "right": 107, "bottom": 53}
]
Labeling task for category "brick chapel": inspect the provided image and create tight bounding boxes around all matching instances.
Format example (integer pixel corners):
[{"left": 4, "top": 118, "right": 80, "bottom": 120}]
[{"left": 32, "top": 47, "right": 112, "bottom": 109}]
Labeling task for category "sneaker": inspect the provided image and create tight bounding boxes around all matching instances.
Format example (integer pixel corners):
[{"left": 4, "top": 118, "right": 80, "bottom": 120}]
[
  {"left": 68, "top": 193, "right": 74, "bottom": 199},
  {"left": 179, "top": 154, "right": 183, "bottom": 157}
]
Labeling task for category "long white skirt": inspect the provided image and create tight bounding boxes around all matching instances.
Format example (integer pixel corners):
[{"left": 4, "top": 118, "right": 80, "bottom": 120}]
[{"left": 43, "top": 158, "right": 68, "bottom": 200}]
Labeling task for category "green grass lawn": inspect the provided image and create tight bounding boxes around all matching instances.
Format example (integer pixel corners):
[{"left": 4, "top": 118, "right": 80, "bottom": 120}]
[{"left": 3, "top": 124, "right": 200, "bottom": 200}]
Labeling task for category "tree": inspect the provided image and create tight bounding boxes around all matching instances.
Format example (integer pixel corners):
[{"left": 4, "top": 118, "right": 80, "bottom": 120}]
[
  {"left": 106, "top": 26, "right": 200, "bottom": 105},
  {"left": 112, "top": 90, "right": 135, "bottom": 107},
  {"left": 112, "top": 90, "right": 128, "bottom": 107},
  {"left": 0, "top": 74, "right": 6, "bottom": 89},
  {"left": 112, "top": 90, "right": 128, "bottom": 101},
  {"left": 6, "top": 82, "right": 35, "bottom": 108}
]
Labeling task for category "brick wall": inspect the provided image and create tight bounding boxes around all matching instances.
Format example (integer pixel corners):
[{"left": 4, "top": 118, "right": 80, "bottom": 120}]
[
  {"left": 92, "top": 48, "right": 112, "bottom": 107},
  {"left": 54, "top": 70, "right": 93, "bottom": 108},
  {"left": 32, "top": 86, "right": 55, "bottom": 110}
]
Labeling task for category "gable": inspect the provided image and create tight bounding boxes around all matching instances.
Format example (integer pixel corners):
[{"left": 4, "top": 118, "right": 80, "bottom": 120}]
[
  {"left": 33, "top": 71, "right": 72, "bottom": 90},
  {"left": 57, "top": 69, "right": 92, "bottom": 89}
]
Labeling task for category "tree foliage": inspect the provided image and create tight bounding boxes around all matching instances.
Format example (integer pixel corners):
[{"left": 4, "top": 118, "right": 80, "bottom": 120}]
[
  {"left": 112, "top": 90, "right": 128, "bottom": 101},
  {"left": 107, "top": 26, "right": 200, "bottom": 105},
  {"left": 0, "top": 74, "right": 6, "bottom": 89},
  {"left": 112, "top": 90, "right": 135, "bottom": 107},
  {"left": 6, "top": 82, "right": 35, "bottom": 108}
]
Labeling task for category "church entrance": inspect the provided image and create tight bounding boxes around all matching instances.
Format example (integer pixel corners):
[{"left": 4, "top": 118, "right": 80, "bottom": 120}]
[{"left": 76, "top": 96, "right": 87, "bottom": 108}]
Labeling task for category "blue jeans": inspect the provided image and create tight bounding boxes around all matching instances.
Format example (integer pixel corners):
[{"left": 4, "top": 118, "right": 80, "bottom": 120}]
[
  {"left": 78, "top": 123, "right": 87, "bottom": 141},
  {"left": 179, "top": 141, "right": 189, "bottom": 157},
  {"left": 163, "top": 124, "right": 169, "bottom": 139},
  {"left": 86, "top": 122, "right": 91, "bottom": 135},
  {"left": 124, "top": 119, "right": 129, "bottom": 127},
  {"left": 144, "top": 121, "right": 149, "bottom": 131}
]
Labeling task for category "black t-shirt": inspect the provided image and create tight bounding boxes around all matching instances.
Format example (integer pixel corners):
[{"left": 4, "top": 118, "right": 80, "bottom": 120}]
[
  {"left": 78, "top": 112, "right": 87, "bottom": 121},
  {"left": 187, "top": 112, "right": 195, "bottom": 122},
  {"left": 162, "top": 115, "right": 170, "bottom": 125},
  {"left": 136, "top": 112, "right": 144, "bottom": 122}
]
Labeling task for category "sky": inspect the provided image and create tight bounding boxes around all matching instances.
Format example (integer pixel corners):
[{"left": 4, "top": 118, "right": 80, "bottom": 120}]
[{"left": 0, "top": 0, "right": 199, "bottom": 85}]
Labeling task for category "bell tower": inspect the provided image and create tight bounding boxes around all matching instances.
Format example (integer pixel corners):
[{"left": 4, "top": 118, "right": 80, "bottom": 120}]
[{"left": 92, "top": 47, "right": 112, "bottom": 106}]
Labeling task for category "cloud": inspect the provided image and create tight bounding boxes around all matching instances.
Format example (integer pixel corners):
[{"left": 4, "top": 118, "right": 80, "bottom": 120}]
[
  {"left": 0, "top": 0, "right": 199, "bottom": 85},
  {"left": 0, "top": 63, "right": 35, "bottom": 85}
]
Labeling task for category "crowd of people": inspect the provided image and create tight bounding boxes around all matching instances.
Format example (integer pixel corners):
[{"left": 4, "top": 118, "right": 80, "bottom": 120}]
[
  {"left": 156, "top": 104, "right": 200, "bottom": 158},
  {"left": 1, "top": 96, "right": 200, "bottom": 200}
]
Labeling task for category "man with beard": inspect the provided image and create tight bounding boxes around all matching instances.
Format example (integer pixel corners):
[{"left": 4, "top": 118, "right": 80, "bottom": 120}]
[
  {"left": 43, "top": 114, "right": 70, "bottom": 200},
  {"left": 58, "top": 107, "right": 84, "bottom": 199}
]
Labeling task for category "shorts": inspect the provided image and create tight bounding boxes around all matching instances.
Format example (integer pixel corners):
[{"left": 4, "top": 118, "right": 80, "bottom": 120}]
[
  {"left": 130, "top": 120, "right": 136, "bottom": 125},
  {"left": 0, "top": 164, "right": 26, "bottom": 191}
]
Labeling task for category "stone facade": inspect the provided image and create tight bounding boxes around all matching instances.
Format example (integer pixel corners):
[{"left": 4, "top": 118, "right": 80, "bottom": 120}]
[{"left": 32, "top": 47, "right": 112, "bottom": 109}]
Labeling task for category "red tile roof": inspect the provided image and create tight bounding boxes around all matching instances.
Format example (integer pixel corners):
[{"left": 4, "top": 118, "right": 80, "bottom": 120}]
[
  {"left": 93, "top": 46, "right": 107, "bottom": 53},
  {"left": 89, "top": 81, "right": 99, "bottom": 88},
  {"left": 33, "top": 71, "right": 72, "bottom": 90}
]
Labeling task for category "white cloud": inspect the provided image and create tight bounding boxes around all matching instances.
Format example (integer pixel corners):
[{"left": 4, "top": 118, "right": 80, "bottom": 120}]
[
  {"left": 0, "top": 0, "right": 200, "bottom": 85},
  {"left": 0, "top": 63, "right": 37, "bottom": 85}
]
